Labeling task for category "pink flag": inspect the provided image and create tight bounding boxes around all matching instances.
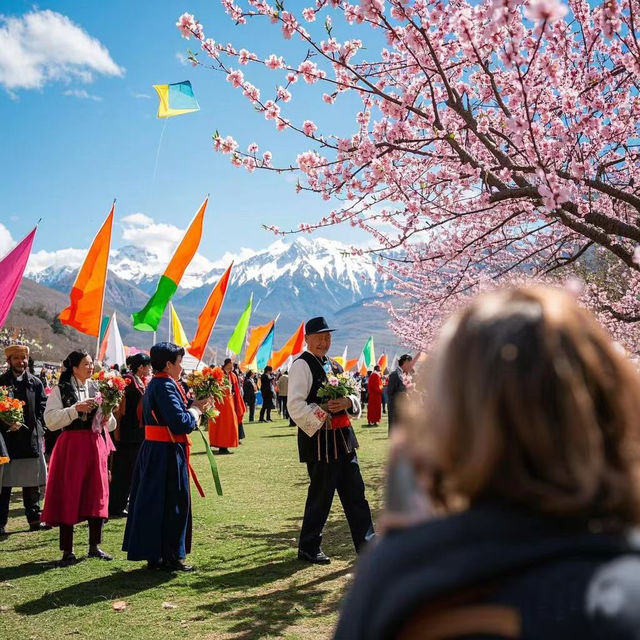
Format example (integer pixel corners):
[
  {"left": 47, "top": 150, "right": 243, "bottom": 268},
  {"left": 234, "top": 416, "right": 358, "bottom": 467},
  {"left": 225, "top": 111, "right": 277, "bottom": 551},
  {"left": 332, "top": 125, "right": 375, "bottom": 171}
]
[{"left": 0, "top": 227, "right": 37, "bottom": 328}]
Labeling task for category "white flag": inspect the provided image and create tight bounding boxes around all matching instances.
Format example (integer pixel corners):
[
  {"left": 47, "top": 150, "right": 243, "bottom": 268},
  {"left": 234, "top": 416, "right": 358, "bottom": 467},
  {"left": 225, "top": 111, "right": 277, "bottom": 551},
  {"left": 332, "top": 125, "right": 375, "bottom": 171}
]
[{"left": 105, "top": 312, "right": 126, "bottom": 368}]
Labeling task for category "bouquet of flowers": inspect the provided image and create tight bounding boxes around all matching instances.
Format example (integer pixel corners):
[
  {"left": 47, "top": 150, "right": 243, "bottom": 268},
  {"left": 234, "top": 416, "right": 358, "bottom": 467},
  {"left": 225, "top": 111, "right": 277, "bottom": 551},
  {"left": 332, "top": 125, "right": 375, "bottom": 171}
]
[
  {"left": 91, "top": 370, "right": 130, "bottom": 432},
  {"left": 185, "top": 367, "right": 229, "bottom": 497},
  {"left": 317, "top": 373, "right": 361, "bottom": 401},
  {"left": 316, "top": 373, "right": 361, "bottom": 429},
  {"left": 185, "top": 366, "right": 228, "bottom": 420},
  {"left": 0, "top": 386, "right": 25, "bottom": 430}
]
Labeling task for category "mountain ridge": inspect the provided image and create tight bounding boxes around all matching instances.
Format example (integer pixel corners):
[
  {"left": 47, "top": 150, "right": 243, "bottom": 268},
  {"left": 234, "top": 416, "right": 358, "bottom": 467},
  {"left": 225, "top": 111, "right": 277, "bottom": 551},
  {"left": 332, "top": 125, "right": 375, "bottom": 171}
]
[{"left": 20, "top": 237, "right": 404, "bottom": 361}]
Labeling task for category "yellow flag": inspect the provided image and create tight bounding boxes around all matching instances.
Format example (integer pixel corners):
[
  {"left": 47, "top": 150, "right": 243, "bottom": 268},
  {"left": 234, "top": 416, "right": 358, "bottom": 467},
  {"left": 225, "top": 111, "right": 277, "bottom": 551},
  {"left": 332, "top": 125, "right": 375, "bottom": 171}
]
[{"left": 170, "top": 303, "right": 190, "bottom": 348}]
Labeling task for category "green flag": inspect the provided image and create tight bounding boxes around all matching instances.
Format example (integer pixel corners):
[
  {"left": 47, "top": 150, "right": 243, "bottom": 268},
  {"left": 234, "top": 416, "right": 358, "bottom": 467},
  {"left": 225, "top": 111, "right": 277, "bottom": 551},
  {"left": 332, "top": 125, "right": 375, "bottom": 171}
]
[
  {"left": 358, "top": 336, "right": 375, "bottom": 371},
  {"left": 227, "top": 294, "right": 253, "bottom": 355}
]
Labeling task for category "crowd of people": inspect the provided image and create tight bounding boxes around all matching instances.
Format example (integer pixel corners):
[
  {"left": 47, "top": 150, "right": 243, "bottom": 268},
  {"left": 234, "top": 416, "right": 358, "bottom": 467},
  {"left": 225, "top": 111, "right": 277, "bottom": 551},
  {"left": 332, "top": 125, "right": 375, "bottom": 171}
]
[
  {"left": 0, "top": 321, "right": 403, "bottom": 571},
  {"left": 5, "top": 287, "right": 637, "bottom": 637}
]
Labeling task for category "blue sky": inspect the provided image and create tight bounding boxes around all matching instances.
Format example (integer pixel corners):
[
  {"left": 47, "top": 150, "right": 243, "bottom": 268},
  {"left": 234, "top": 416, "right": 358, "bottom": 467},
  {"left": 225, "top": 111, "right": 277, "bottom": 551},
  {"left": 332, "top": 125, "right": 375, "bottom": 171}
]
[{"left": 0, "top": 1, "right": 369, "bottom": 269}]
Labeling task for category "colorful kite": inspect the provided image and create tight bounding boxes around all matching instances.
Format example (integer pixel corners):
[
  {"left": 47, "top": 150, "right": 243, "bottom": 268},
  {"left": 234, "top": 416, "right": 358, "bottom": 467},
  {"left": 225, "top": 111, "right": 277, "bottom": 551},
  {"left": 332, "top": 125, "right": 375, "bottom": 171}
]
[{"left": 153, "top": 81, "right": 200, "bottom": 118}]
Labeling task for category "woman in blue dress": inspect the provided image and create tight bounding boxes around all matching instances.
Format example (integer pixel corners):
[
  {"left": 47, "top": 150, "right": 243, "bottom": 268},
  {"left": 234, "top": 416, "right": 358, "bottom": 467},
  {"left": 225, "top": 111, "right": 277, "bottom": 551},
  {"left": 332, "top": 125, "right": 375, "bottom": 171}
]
[{"left": 122, "top": 343, "right": 211, "bottom": 572}]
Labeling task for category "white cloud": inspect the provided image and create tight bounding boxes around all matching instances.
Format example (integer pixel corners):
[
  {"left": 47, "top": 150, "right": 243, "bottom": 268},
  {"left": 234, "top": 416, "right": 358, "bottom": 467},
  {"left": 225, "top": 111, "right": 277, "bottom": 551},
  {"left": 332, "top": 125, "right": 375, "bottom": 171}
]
[
  {"left": 175, "top": 51, "right": 189, "bottom": 66},
  {"left": 19, "top": 214, "right": 260, "bottom": 288},
  {"left": 27, "top": 247, "right": 87, "bottom": 273},
  {"left": 133, "top": 92, "right": 151, "bottom": 99},
  {"left": 64, "top": 88, "right": 102, "bottom": 101},
  {"left": 0, "top": 9, "right": 124, "bottom": 92},
  {"left": 0, "top": 223, "right": 15, "bottom": 257},
  {"left": 120, "top": 215, "right": 218, "bottom": 286},
  {"left": 121, "top": 213, "right": 154, "bottom": 226}
]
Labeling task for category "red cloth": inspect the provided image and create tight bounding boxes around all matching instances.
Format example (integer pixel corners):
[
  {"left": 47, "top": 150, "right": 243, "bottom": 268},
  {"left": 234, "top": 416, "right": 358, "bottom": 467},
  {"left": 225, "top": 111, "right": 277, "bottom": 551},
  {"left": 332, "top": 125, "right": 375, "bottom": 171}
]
[
  {"left": 229, "top": 371, "right": 246, "bottom": 424},
  {"left": 42, "top": 430, "right": 112, "bottom": 526},
  {"left": 367, "top": 372, "right": 383, "bottom": 424},
  {"left": 209, "top": 389, "right": 238, "bottom": 448}
]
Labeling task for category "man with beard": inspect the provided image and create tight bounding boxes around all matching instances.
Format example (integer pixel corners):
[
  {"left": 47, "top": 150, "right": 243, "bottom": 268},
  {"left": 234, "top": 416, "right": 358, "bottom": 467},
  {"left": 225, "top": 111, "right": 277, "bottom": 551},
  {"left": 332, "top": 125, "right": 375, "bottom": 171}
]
[{"left": 0, "top": 345, "right": 49, "bottom": 536}]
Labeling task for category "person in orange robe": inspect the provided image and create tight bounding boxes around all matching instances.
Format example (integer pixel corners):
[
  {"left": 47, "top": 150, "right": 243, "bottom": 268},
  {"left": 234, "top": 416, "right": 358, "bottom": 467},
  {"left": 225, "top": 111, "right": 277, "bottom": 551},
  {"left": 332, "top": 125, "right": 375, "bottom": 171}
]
[
  {"left": 229, "top": 363, "right": 246, "bottom": 442},
  {"left": 366, "top": 365, "right": 383, "bottom": 426},
  {"left": 208, "top": 361, "right": 239, "bottom": 454}
]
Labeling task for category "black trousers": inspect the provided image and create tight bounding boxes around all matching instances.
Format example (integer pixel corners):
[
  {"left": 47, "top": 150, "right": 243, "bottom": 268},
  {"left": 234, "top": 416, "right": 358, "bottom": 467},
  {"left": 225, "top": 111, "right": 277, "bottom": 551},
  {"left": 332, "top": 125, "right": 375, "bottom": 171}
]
[
  {"left": 281, "top": 396, "right": 289, "bottom": 420},
  {"left": 0, "top": 485, "right": 41, "bottom": 527},
  {"left": 299, "top": 455, "right": 375, "bottom": 555},
  {"left": 246, "top": 400, "right": 255, "bottom": 422},
  {"left": 259, "top": 406, "right": 272, "bottom": 421},
  {"left": 109, "top": 442, "right": 141, "bottom": 515},
  {"left": 60, "top": 517, "right": 103, "bottom": 552}
]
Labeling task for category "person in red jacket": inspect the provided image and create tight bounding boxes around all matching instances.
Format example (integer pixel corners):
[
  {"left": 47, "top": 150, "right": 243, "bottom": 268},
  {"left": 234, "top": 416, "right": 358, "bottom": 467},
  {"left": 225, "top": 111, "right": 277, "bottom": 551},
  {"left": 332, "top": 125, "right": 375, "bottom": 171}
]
[{"left": 366, "top": 365, "right": 383, "bottom": 426}]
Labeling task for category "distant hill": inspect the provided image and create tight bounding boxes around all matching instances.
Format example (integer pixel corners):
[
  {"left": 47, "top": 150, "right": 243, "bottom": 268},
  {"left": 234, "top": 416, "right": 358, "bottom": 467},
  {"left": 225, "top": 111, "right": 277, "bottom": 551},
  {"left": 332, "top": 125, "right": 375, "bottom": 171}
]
[{"left": 5, "top": 279, "right": 94, "bottom": 361}]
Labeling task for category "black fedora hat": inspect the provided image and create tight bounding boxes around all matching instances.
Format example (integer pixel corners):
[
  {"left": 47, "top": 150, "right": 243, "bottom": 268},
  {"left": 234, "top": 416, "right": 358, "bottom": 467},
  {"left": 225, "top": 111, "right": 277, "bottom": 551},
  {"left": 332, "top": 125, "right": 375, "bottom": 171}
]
[{"left": 305, "top": 316, "right": 335, "bottom": 335}]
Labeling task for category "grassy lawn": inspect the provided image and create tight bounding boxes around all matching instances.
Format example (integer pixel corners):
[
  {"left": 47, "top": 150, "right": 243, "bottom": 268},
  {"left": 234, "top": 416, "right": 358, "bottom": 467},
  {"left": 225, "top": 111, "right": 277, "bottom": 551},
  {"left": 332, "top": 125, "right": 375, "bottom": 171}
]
[{"left": 0, "top": 416, "right": 389, "bottom": 640}]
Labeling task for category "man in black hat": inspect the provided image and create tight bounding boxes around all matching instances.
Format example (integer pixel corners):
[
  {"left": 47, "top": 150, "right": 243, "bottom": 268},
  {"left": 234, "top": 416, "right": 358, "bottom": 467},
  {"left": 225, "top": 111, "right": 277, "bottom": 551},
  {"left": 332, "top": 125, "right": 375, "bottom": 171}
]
[
  {"left": 288, "top": 317, "right": 375, "bottom": 564},
  {"left": 109, "top": 352, "right": 151, "bottom": 517}
]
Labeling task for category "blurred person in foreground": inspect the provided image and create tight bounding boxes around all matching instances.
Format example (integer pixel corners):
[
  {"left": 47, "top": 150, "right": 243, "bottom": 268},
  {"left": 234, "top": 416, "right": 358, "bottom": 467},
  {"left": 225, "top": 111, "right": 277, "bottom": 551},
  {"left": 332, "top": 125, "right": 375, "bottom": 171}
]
[{"left": 334, "top": 286, "right": 640, "bottom": 640}]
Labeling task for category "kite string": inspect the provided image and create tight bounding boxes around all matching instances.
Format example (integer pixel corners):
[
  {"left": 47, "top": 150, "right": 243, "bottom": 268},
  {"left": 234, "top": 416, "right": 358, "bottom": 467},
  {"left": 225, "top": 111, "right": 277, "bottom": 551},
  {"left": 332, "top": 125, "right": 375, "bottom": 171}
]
[
  {"left": 152, "top": 118, "right": 169, "bottom": 187},
  {"left": 146, "top": 118, "right": 169, "bottom": 219}
]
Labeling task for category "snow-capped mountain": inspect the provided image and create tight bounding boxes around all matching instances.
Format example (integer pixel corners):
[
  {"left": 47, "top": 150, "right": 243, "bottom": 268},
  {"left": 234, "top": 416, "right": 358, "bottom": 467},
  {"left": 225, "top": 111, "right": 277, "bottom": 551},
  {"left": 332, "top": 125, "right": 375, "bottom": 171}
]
[
  {"left": 25, "top": 236, "right": 402, "bottom": 355},
  {"left": 180, "top": 237, "right": 385, "bottom": 314}
]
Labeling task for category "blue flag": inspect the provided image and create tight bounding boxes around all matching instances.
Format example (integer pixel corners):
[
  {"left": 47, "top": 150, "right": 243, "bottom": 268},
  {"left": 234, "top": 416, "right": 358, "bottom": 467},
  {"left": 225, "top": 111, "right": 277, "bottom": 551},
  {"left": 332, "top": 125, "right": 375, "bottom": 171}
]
[{"left": 256, "top": 323, "right": 275, "bottom": 370}]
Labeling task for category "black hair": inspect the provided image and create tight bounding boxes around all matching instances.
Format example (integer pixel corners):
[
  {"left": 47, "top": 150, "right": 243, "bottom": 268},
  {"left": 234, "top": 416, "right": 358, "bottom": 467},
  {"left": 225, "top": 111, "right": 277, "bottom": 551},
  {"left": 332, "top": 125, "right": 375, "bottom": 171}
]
[
  {"left": 398, "top": 354, "right": 413, "bottom": 366},
  {"left": 223, "top": 358, "right": 232, "bottom": 366},
  {"left": 126, "top": 352, "right": 151, "bottom": 374},
  {"left": 60, "top": 349, "right": 91, "bottom": 384},
  {"left": 264, "top": 365, "right": 273, "bottom": 373},
  {"left": 150, "top": 342, "right": 185, "bottom": 373},
  {"left": 374, "top": 365, "right": 381, "bottom": 371}
]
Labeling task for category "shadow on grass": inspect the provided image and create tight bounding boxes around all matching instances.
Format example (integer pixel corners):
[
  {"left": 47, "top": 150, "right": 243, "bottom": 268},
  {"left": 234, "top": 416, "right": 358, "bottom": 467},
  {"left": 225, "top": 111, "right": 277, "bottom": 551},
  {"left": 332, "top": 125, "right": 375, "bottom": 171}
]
[
  {"left": 194, "top": 559, "right": 351, "bottom": 640},
  {"left": 262, "top": 433, "right": 296, "bottom": 439},
  {"left": 14, "top": 567, "right": 173, "bottom": 615},
  {"left": 1, "top": 560, "right": 61, "bottom": 581}
]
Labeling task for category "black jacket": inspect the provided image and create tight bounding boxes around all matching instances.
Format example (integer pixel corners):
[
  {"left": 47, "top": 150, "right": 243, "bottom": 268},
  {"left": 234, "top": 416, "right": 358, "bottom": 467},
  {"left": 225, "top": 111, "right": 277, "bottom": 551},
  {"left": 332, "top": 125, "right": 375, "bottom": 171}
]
[
  {"left": 243, "top": 377, "right": 256, "bottom": 403},
  {"left": 333, "top": 503, "right": 640, "bottom": 639},
  {"left": 260, "top": 373, "right": 275, "bottom": 405},
  {"left": 0, "top": 370, "right": 46, "bottom": 458},
  {"left": 386, "top": 369, "right": 406, "bottom": 428}
]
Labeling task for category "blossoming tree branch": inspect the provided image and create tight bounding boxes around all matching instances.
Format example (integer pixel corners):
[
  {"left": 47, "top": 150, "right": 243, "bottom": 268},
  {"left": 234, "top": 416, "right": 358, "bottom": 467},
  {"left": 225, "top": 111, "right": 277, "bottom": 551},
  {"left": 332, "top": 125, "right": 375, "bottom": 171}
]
[{"left": 176, "top": 0, "right": 640, "bottom": 349}]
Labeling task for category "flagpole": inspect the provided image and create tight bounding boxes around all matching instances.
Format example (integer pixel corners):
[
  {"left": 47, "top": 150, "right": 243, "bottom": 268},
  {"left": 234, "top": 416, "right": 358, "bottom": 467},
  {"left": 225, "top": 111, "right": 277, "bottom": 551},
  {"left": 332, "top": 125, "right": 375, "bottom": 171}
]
[{"left": 96, "top": 199, "right": 115, "bottom": 361}]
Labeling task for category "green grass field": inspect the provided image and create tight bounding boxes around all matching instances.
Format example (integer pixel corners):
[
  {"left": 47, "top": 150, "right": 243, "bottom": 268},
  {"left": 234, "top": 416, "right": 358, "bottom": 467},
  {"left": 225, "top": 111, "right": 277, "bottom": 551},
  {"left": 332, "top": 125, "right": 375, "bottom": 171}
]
[{"left": 0, "top": 416, "right": 389, "bottom": 640}]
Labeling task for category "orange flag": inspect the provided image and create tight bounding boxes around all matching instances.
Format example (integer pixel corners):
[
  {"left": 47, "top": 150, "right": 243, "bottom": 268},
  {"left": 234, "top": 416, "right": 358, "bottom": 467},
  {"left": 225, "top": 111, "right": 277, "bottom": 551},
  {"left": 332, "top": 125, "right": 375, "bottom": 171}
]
[
  {"left": 244, "top": 320, "right": 275, "bottom": 366},
  {"left": 377, "top": 354, "right": 388, "bottom": 372},
  {"left": 270, "top": 322, "right": 305, "bottom": 370},
  {"left": 345, "top": 358, "right": 358, "bottom": 371},
  {"left": 59, "top": 204, "right": 114, "bottom": 337},
  {"left": 188, "top": 263, "right": 233, "bottom": 362}
]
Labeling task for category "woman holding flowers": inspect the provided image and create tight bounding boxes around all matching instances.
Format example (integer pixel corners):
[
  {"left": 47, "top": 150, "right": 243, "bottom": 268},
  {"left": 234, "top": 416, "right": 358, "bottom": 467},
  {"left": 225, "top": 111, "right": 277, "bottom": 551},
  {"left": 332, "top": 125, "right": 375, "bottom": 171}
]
[
  {"left": 123, "top": 343, "right": 212, "bottom": 572},
  {"left": 42, "top": 350, "right": 117, "bottom": 566}
]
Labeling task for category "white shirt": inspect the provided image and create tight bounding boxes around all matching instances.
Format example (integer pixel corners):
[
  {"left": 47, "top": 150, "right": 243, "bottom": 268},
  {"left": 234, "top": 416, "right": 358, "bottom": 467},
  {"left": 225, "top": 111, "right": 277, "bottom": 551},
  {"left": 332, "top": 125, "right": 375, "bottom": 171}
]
[
  {"left": 288, "top": 353, "right": 362, "bottom": 437},
  {"left": 44, "top": 378, "right": 116, "bottom": 432}
]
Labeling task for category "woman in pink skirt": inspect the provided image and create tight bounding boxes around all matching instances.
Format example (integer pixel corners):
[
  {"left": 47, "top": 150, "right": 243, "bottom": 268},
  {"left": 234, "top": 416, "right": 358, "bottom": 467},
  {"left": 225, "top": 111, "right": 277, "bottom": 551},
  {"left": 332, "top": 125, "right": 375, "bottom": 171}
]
[{"left": 42, "top": 350, "right": 116, "bottom": 566}]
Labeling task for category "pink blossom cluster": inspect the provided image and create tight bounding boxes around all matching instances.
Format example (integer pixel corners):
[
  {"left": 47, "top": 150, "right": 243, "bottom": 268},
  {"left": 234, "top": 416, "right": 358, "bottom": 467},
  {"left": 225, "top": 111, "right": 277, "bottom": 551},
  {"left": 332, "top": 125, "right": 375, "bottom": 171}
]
[{"left": 176, "top": 0, "right": 640, "bottom": 351}]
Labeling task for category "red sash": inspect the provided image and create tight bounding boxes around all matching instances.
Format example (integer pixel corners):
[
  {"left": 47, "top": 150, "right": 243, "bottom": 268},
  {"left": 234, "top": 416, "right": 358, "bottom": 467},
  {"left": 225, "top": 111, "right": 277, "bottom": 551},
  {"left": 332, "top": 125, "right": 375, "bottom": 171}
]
[{"left": 146, "top": 372, "right": 204, "bottom": 497}]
